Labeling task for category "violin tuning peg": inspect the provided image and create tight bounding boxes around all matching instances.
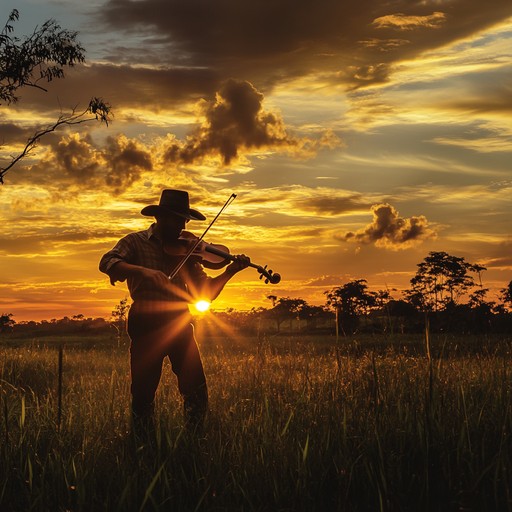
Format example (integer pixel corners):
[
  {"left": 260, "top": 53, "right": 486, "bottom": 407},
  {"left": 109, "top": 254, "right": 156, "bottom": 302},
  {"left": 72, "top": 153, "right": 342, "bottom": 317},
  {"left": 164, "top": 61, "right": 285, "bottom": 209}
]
[
  {"left": 259, "top": 274, "right": 263, "bottom": 280},
  {"left": 265, "top": 278, "right": 269, "bottom": 284}
]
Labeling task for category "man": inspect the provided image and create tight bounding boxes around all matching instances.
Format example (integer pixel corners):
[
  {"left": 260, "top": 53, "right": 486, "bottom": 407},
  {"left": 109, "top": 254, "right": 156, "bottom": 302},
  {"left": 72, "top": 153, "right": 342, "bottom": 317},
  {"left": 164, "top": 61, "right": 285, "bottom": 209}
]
[{"left": 99, "top": 189, "right": 249, "bottom": 430}]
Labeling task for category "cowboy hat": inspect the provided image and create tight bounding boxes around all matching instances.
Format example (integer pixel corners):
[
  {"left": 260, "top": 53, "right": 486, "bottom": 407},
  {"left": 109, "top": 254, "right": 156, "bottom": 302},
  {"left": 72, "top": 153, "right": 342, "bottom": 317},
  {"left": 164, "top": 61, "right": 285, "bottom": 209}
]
[{"left": 141, "top": 189, "right": 206, "bottom": 221}]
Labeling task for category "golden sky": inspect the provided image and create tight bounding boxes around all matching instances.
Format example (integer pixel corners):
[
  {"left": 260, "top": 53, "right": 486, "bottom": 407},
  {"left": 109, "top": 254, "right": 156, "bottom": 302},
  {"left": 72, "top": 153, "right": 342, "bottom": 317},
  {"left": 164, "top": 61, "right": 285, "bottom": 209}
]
[{"left": 1, "top": 0, "right": 511, "bottom": 321}]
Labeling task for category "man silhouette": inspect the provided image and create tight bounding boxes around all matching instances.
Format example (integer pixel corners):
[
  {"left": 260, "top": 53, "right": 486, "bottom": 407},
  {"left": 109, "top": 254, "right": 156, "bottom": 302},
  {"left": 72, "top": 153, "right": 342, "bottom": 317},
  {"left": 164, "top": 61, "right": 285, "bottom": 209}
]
[{"left": 99, "top": 189, "right": 249, "bottom": 431}]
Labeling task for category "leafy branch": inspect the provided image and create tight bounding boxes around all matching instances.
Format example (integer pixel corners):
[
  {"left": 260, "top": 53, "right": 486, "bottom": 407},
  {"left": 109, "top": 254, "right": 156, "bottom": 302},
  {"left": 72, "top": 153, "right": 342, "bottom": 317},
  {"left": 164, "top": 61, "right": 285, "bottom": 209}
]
[{"left": 0, "top": 9, "right": 86, "bottom": 105}]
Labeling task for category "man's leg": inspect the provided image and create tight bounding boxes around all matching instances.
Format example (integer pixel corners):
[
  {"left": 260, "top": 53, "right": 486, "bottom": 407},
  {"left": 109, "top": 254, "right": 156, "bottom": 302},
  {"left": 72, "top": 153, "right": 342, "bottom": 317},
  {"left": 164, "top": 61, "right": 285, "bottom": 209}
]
[
  {"left": 128, "top": 305, "right": 167, "bottom": 422},
  {"left": 130, "top": 340, "right": 164, "bottom": 419},
  {"left": 169, "top": 323, "right": 208, "bottom": 429}
]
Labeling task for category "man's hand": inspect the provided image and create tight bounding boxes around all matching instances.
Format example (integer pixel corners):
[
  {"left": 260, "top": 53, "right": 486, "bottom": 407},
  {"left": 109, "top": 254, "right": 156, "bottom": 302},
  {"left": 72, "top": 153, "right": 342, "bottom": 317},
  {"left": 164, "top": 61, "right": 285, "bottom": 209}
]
[
  {"left": 226, "top": 254, "right": 251, "bottom": 276},
  {"left": 140, "top": 268, "right": 172, "bottom": 290}
]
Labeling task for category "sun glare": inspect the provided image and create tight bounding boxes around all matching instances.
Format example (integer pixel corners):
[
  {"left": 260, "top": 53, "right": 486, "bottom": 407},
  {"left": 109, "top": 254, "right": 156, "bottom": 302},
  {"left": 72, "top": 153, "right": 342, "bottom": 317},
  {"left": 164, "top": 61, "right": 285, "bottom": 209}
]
[{"left": 194, "top": 300, "right": 211, "bottom": 313}]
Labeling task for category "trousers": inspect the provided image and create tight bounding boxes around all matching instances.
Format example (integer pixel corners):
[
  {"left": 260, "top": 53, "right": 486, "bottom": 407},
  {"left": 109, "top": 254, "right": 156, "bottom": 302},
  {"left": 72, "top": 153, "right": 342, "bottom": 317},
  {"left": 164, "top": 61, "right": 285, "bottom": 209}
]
[{"left": 127, "top": 301, "right": 208, "bottom": 426}]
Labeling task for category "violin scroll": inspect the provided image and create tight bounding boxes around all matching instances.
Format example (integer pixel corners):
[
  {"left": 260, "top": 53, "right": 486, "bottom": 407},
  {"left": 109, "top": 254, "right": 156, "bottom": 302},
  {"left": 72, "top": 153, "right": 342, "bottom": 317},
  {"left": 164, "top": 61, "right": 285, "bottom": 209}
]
[{"left": 257, "top": 264, "right": 281, "bottom": 285}]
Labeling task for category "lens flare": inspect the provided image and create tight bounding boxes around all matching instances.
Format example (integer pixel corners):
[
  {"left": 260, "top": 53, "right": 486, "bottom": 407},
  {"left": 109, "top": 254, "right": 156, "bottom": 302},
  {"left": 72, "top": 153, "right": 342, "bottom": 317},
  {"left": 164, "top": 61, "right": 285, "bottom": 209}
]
[{"left": 194, "top": 300, "right": 211, "bottom": 313}]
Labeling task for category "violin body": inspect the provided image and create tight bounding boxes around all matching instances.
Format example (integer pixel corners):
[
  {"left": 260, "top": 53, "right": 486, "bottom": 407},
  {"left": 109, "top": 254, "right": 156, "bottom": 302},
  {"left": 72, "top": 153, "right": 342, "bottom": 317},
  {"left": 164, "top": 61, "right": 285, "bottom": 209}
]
[
  {"left": 164, "top": 230, "right": 281, "bottom": 284},
  {"left": 164, "top": 231, "right": 231, "bottom": 270}
]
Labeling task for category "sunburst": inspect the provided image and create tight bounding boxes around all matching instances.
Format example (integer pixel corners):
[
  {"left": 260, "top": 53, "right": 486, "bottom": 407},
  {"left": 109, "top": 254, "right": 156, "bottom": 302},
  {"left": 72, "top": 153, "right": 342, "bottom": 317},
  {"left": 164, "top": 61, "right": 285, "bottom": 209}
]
[{"left": 194, "top": 300, "right": 211, "bottom": 313}]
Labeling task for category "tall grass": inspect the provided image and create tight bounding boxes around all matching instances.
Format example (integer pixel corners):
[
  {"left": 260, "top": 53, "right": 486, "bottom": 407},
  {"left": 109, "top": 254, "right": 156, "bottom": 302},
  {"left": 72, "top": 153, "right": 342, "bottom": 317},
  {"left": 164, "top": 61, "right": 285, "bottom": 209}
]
[{"left": 1, "top": 334, "right": 511, "bottom": 511}]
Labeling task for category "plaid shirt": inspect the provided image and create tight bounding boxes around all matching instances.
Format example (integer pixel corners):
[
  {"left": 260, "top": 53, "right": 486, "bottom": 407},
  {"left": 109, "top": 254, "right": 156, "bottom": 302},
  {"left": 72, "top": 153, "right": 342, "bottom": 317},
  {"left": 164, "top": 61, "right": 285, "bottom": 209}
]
[{"left": 99, "top": 223, "right": 211, "bottom": 304}]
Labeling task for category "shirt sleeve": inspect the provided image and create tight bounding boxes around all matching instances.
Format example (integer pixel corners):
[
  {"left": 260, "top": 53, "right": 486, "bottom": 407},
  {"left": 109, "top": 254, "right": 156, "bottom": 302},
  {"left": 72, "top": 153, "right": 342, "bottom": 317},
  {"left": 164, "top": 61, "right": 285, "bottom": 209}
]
[
  {"left": 184, "top": 260, "right": 213, "bottom": 298},
  {"left": 189, "top": 260, "right": 210, "bottom": 284},
  {"left": 98, "top": 235, "right": 136, "bottom": 285}
]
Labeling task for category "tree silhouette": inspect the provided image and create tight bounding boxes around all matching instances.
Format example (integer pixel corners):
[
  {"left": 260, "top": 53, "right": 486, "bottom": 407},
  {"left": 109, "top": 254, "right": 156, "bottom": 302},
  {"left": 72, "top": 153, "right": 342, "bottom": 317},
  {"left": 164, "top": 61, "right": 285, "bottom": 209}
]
[
  {"left": 384, "top": 299, "right": 418, "bottom": 334},
  {"left": 500, "top": 280, "right": 512, "bottom": 310},
  {"left": 0, "top": 312, "right": 15, "bottom": 333},
  {"left": 324, "top": 279, "right": 377, "bottom": 335},
  {"left": 406, "top": 251, "right": 486, "bottom": 312},
  {"left": 264, "top": 297, "right": 308, "bottom": 332},
  {"left": 266, "top": 295, "right": 277, "bottom": 307},
  {"left": 110, "top": 297, "right": 130, "bottom": 345}
]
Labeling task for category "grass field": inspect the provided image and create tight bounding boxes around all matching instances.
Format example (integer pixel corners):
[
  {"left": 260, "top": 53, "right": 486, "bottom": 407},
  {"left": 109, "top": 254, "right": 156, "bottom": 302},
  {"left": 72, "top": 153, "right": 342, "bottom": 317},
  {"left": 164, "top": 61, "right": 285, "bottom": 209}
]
[{"left": 1, "top": 332, "right": 511, "bottom": 511}]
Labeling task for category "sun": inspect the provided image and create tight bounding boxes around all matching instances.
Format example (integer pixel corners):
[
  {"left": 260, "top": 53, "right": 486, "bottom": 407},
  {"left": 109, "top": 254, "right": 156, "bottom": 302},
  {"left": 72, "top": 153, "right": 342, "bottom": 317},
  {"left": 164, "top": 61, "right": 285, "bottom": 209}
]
[{"left": 194, "top": 300, "right": 211, "bottom": 313}]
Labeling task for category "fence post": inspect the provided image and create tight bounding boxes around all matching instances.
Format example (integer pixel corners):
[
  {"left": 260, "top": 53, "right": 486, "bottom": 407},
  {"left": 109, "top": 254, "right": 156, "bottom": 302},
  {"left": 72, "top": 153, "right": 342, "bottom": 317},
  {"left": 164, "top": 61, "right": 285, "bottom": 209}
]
[
  {"left": 335, "top": 306, "right": 339, "bottom": 343},
  {"left": 57, "top": 345, "right": 63, "bottom": 431}
]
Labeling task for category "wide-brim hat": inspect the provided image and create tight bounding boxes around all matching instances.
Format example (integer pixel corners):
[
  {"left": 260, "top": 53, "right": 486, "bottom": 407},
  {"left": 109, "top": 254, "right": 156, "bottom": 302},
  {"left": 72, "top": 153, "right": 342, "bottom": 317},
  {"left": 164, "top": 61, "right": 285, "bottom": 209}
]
[{"left": 141, "top": 189, "right": 206, "bottom": 221}]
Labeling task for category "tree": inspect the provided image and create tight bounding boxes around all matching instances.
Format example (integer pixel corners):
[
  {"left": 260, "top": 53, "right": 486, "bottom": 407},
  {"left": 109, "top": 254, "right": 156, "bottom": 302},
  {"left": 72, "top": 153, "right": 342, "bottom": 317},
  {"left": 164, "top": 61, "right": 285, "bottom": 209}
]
[
  {"left": 299, "top": 304, "right": 333, "bottom": 331},
  {"left": 500, "top": 280, "right": 512, "bottom": 310},
  {"left": 266, "top": 295, "right": 277, "bottom": 307},
  {"left": 0, "top": 9, "right": 111, "bottom": 183},
  {"left": 406, "top": 251, "right": 486, "bottom": 312},
  {"left": 110, "top": 297, "right": 130, "bottom": 344},
  {"left": 264, "top": 297, "right": 308, "bottom": 332},
  {"left": 384, "top": 299, "right": 419, "bottom": 334},
  {"left": 0, "top": 312, "right": 15, "bottom": 333},
  {"left": 324, "top": 279, "right": 377, "bottom": 335}
]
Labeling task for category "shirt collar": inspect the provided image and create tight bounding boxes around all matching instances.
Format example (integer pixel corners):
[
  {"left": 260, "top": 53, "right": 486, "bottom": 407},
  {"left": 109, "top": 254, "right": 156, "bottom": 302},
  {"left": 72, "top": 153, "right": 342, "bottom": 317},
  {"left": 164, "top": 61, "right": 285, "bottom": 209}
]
[{"left": 147, "top": 222, "right": 160, "bottom": 241}]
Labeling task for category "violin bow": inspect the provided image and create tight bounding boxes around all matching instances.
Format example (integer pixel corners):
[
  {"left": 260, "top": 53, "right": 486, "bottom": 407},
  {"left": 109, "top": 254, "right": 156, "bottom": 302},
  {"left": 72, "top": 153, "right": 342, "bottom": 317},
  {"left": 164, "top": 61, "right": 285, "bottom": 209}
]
[{"left": 167, "top": 193, "right": 237, "bottom": 281}]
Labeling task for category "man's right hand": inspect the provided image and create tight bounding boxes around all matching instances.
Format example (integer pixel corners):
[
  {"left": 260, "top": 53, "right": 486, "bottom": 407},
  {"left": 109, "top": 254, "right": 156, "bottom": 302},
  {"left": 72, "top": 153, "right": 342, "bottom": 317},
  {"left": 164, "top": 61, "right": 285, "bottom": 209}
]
[
  {"left": 109, "top": 261, "right": 173, "bottom": 291},
  {"left": 140, "top": 268, "right": 172, "bottom": 291}
]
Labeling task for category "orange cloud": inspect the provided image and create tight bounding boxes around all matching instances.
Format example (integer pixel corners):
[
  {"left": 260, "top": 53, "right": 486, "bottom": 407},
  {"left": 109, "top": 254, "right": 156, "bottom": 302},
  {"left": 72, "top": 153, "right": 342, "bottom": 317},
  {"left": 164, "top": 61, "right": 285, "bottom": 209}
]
[
  {"left": 372, "top": 12, "right": 446, "bottom": 31},
  {"left": 339, "top": 203, "right": 437, "bottom": 250}
]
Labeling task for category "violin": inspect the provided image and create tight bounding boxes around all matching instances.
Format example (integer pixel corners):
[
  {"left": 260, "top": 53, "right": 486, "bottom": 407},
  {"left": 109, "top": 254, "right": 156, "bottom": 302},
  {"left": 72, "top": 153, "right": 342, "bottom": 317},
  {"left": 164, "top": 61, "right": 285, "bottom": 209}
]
[{"left": 165, "top": 231, "right": 281, "bottom": 285}]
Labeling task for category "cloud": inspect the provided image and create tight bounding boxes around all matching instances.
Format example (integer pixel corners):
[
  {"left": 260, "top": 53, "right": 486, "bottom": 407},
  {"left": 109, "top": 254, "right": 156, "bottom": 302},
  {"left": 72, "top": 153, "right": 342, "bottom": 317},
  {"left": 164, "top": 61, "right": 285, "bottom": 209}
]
[
  {"left": 0, "top": 123, "right": 28, "bottom": 144},
  {"left": 7, "top": 79, "right": 337, "bottom": 188},
  {"left": 479, "top": 240, "right": 512, "bottom": 270},
  {"left": 0, "top": 229, "right": 121, "bottom": 255},
  {"left": 162, "top": 79, "right": 335, "bottom": 165},
  {"left": 482, "top": 256, "right": 512, "bottom": 270},
  {"left": 101, "top": 0, "right": 512, "bottom": 90},
  {"left": 294, "top": 193, "right": 369, "bottom": 216},
  {"left": 372, "top": 12, "right": 446, "bottom": 31},
  {"left": 338, "top": 203, "right": 436, "bottom": 250},
  {"left": 51, "top": 133, "right": 102, "bottom": 181},
  {"left": 432, "top": 135, "right": 512, "bottom": 153},
  {"left": 11, "top": 63, "right": 219, "bottom": 115},
  {"left": 103, "top": 135, "right": 153, "bottom": 192},
  {"left": 27, "top": 133, "right": 153, "bottom": 194},
  {"left": 305, "top": 275, "right": 347, "bottom": 286},
  {"left": 9, "top": 88, "right": 332, "bottom": 192}
]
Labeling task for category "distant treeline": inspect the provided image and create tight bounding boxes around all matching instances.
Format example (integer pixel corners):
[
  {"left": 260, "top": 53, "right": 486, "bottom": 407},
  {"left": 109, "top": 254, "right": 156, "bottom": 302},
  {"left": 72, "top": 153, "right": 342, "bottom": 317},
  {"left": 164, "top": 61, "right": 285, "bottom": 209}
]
[
  {"left": 2, "top": 251, "right": 511, "bottom": 338},
  {"left": 2, "top": 297, "right": 512, "bottom": 338},
  {"left": 1, "top": 315, "right": 111, "bottom": 337}
]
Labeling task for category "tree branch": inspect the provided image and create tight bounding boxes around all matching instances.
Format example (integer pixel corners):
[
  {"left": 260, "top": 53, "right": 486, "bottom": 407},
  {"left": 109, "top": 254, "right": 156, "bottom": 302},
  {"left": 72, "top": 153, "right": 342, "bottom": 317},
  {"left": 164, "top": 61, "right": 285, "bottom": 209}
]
[{"left": 0, "top": 97, "right": 111, "bottom": 183}]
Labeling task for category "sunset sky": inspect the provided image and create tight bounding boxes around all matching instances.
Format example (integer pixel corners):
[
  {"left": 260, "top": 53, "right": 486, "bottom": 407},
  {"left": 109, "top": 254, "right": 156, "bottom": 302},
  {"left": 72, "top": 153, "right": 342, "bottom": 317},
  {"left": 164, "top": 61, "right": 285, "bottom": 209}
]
[{"left": 1, "top": 0, "right": 511, "bottom": 322}]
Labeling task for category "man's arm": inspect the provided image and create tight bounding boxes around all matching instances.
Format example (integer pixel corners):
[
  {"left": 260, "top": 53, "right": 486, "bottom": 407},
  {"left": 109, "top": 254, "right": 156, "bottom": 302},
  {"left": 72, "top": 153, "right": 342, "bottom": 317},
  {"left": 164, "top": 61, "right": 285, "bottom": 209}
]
[
  {"left": 99, "top": 235, "right": 172, "bottom": 292},
  {"left": 201, "top": 255, "right": 250, "bottom": 301},
  {"left": 108, "top": 261, "right": 171, "bottom": 291}
]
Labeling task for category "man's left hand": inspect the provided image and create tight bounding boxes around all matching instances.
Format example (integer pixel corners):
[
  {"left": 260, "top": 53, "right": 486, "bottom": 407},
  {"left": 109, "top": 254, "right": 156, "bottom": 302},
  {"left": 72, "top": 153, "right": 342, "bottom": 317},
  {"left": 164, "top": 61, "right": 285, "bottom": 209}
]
[{"left": 227, "top": 254, "right": 251, "bottom": 275}]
